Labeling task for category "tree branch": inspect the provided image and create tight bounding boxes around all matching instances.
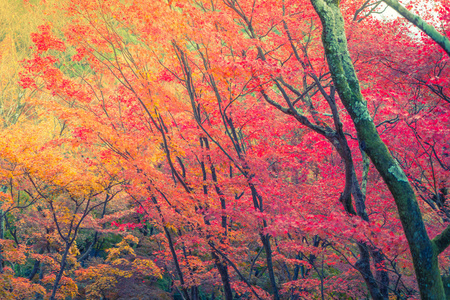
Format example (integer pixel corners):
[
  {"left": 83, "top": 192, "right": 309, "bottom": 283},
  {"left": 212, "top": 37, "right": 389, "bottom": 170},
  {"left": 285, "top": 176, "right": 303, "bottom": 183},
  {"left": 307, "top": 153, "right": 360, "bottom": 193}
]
[
  {"left": 383, "top": 0, "right": 450, "bottom": 57},
  {"left": 432, "top": 225, "right": 450, "bottom": 255}
]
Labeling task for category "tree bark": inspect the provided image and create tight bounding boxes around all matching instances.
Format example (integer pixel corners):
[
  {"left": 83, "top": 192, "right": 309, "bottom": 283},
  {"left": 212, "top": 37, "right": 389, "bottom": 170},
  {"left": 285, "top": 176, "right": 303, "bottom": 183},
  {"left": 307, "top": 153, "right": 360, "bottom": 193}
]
[
  {"left": 49, "top": 243, "right": 71, "bottom": 300},
  {"left": 382, "top": 0, "right": 450, "bottom": 57},
  {"left": 212, "top": 252, "right": 233, "bottom": 300},
  {"left": 260, "top": 233, "right": 280, "bottom": 300},
  {"left": 309, "top": 0, "right": 447, "bottom": 298}
]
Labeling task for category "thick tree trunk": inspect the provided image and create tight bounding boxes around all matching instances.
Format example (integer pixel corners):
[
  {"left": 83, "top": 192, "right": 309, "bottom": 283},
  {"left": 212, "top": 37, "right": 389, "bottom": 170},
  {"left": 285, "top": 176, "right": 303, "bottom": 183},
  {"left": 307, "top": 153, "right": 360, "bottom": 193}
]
[
  {"left": 49, "top": 243, "right": 71, "bottom": 300},
  {"left": 372, "top": 248, "right": 389, "bottom": 298},
  {"left": 329, "top": 135, "right": 387, "bottom": 299},
  {"left": 308, "top": 0, "right": 447, "bottom": 298},
  {"left": 212, "top": 252, "right": 233, "bottom": 300},
  {"left": 260, "top": 233, "right": 280, "bottom": 300},
  {"left": 355, "top": 243, "right": 384, "bottom": 300}
]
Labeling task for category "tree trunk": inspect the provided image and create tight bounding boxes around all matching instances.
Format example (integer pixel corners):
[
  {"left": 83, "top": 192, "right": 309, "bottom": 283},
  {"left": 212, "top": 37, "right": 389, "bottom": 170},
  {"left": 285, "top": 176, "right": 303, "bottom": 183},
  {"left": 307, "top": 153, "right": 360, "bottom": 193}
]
[
  {"left": 308, "top": 0, "right": 447, "bottom": 298},
  {"left": 212, "top": 252, "right": 233, "bottom": 300},
  {"left": 260, "top": 233, "right": 280, "bottom": 300},
  {"left": 49, "top": 243, "right": 71, "bottom": 300}
]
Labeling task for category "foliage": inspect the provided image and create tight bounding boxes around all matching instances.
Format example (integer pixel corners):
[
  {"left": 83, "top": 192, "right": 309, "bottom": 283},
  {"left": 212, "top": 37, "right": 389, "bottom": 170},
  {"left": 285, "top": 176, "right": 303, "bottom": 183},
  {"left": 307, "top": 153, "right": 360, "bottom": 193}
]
[{"left": 0, "top": 0, "right": 448, "bottom": 299}]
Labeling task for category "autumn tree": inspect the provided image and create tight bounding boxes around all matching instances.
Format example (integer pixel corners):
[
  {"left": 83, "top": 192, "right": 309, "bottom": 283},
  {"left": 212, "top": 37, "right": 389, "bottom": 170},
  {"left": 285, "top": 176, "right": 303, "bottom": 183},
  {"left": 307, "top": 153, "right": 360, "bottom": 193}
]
[
  {"left": 9, "top": 0, "right": 450, "bottom": 298},
  {"left": 309, "top": 0, "right": 450, "bottom": 298}
]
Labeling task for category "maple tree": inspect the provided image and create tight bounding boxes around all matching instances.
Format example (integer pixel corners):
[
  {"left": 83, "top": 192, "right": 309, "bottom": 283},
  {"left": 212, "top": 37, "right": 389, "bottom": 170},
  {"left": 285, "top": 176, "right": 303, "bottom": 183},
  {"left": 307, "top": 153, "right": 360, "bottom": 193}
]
[
  {"left": 0, "top": 0, "right": 448, "bottom": 299},
  {"left": 309, "top": 0, "right": 450, "bottom": 298}
]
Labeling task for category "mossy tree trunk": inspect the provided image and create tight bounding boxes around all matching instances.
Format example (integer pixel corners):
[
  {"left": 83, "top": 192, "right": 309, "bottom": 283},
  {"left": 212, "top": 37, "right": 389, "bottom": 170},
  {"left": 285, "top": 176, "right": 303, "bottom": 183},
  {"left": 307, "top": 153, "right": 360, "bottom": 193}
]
[
  {"left": 382, "top": 0, "right": 450, "bottom": 57},
  {"left": 308, "top": 0, "right": 450, "bottom": 298}
]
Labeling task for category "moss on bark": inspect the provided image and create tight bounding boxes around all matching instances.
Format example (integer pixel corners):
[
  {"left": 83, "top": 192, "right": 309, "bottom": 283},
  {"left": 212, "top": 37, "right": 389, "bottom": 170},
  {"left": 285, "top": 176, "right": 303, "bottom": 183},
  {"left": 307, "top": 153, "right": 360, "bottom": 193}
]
[{"left": 309, "top": 0, "right": 447, "bottom": 298}]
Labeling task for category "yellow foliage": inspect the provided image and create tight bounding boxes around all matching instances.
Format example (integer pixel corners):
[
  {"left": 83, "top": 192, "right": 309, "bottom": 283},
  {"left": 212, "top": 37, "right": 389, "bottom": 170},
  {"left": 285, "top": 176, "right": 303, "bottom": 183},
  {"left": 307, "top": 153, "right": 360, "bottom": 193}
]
[
  {"left": 124, "top": 234, "right": 139, "bottom": 244},
  {"left": 106, "top": 235, "right": 139, "bottom": 262},
  {"left": 132, "top": 258, "right": 163, "bottom": 279},
  {"left": 0, "top": 268, "right": 45, "bottom": 300},
  {"left": 165, "top": 222, "right": 178, "bottom": 232},
  {"left": 76, "top": 264, "right": 132, "bottom": 300},
  {"left": 56, "top": 276, "right": 79, "bottom": 300},
  {"left": 76, "top": 234, "right": 162, "bottom": 299},
  {"left": 30, "top": 254, "right": 60, "bottom": 272},
  {"left": 0, "top": 192, "right": 14, "bottom": 211},
  {"left": 42, "top": 274, "right": 78, "bottom": 300},
  {"left": 0, "top": 240, "right": 27, "bottom": 265},
  {"left": 0, "top": 0, "right": 65, "bottom": 126}
]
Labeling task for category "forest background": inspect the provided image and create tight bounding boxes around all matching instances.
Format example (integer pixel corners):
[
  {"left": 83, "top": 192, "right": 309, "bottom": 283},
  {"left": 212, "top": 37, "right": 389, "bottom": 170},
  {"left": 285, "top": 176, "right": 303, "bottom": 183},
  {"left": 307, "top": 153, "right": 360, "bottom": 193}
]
[{"left": 0, "top": 0, "right": 449, "bottom": 299}]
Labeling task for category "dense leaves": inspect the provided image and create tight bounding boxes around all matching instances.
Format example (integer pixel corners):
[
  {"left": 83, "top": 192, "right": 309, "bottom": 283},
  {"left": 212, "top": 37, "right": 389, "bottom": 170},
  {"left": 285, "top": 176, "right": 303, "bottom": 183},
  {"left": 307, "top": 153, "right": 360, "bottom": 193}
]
[{"left": 0, "top": 0, "right": 448, "bottom": 299}]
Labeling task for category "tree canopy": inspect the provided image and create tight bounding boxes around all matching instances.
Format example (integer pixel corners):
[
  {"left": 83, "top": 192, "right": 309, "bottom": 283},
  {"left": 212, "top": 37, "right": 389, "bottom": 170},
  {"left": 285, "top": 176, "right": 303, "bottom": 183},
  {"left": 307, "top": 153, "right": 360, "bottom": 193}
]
[{"left": 0, "top": 0, "right": 449, "bottom": 299}]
